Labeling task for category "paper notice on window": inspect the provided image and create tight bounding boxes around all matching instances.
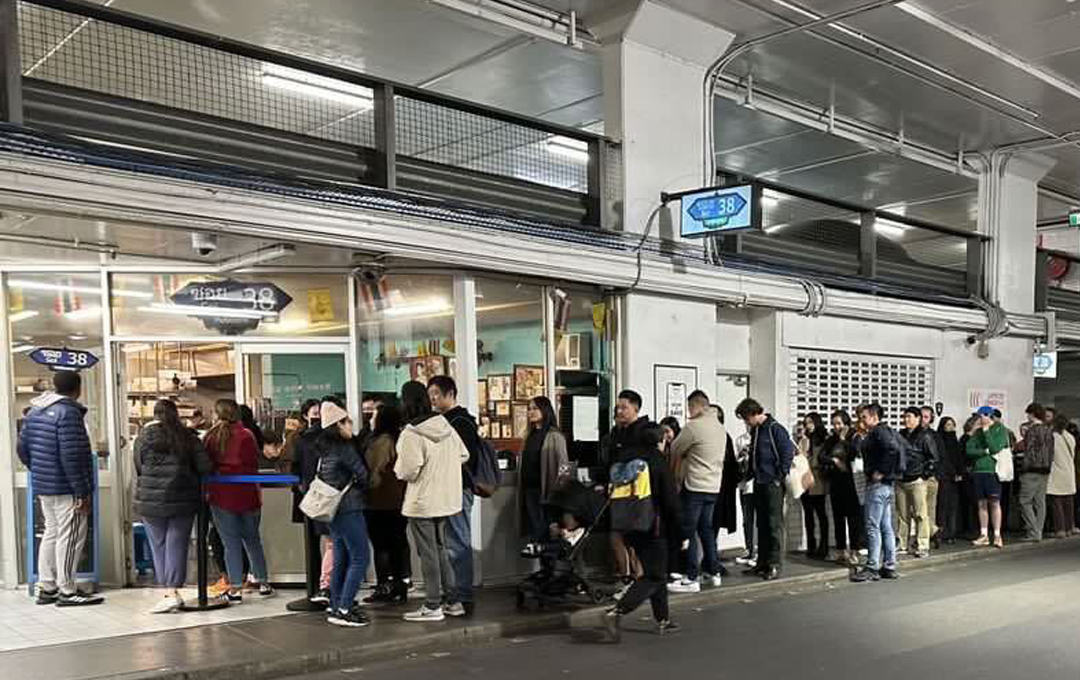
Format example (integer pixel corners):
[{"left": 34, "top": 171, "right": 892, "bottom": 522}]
[{"left": 572, "top": 396, "right": 600, "bottom": 442}]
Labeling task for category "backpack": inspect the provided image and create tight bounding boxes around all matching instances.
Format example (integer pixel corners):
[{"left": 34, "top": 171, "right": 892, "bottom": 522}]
[
  {"left": 470, "top": 438, "right": 500, "bottom": 499},
  {"left": 608, "top": 459, "right": 656, "bottom": 533}
]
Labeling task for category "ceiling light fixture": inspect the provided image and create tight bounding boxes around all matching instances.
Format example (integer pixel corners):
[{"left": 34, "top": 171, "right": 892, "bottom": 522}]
[
  {"left": 545, "top": 135, "right": 590, "bottom": 162},
  {"left": 384, "top": 299, "right": 453, "bottom": 317},
  {"left": 216, "top": 244, "right": 297, "bottom": 273},
  {"left": 9, "top": 310, "right": 40, "bottom": 322},
  {"left": 11, "top": 344, "right": 34, "bottom": 353},
  {"left": 761, "top": 190, "right": 784, "bottom": 208},
  {"left": 874, "top": 219, "right": 909, "bottom": 238},
  {"left": 261, "top": 64, "right": 374, "bottom": 109},
  {"left": 139, "top": 303, "right": 279, "bottom": 320},
  {"left": 64, "top": 307, "right": 101, "bottom": 321},
  {"left": 8, "top": 279, "right": 151, "bottom": 299}
]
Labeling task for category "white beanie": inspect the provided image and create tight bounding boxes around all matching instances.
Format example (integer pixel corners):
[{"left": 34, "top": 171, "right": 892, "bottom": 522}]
[{"left": 320, "top": 401, "right": 349, "bottom": 429}]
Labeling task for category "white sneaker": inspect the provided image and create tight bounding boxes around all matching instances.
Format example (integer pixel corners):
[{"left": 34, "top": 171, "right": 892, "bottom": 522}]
[
  {"left": 150, "top": 594, "right": 181, "bottom": 614},
  {"left": 404, "top": 605, "right": 445, "bottom": 622},
  {"left": 734, "top": 554, "right": 756, "bottom": 566},
  {"left": 667, "top": 578, "right": 701, "bottom": 594},
  {"left": 702, "top": 573, "right": 722, "bottom": 587},
  {"left": 444, "top": 602, "right": 466, "bottom": 617},
  {"left": 612, "top": 581, "right": 632, "bottom": 602}
]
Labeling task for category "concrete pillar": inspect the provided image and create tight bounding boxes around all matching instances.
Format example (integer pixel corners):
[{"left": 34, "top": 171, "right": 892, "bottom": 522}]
[
  {"left": 592, "top": 1, "right": 734, "bottom": 236},
  {"left": 978, "top": 152, "right": 1055, "bottom": 313}
]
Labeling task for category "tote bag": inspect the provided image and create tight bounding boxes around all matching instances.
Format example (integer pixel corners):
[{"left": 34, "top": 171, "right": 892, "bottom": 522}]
[
  {"left": 299, "top": 460, "right": 351, "bottom": 523},
  {"left": 994, "top": 450, "right": 1015, "bottom": 483}
]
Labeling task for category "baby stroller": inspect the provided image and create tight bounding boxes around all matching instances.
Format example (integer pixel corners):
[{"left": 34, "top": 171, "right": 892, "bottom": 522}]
[{"left": 516, "top": 481, "right": 612, "bottom": 611}]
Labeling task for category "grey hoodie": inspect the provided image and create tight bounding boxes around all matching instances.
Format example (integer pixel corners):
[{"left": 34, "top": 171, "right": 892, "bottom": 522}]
[{"left": 394, "top": 414, "right": 469, "bottom": 518}]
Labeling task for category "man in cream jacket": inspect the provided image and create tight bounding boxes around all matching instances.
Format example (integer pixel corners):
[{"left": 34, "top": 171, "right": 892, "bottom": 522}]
[
  {"left": 667, "top": 390, "right": 727, "bottom": 593},
  {"left": 395, "top": 381, "right": 469, "bottom": 622}
]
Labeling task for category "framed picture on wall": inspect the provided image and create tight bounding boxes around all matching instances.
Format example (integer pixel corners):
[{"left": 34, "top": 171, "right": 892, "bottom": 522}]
[
  {"left": 513, "top": 364, "right": 545, "bottom": 401},
  {"left": 488, "top": 374, "right": 512, "bottom": 401},
  {"left": 512, "top": 402, "right": 529, "bottom": 439},
  {"left": 495, "top": 401, "right": 511, "bottom": 418},
  {"left": 501, "top": 422, "right": 514, "bottom": 439},
  {"left": 410, "top": 356, "right": 447, "bottom": 384},
  {"left": 477, "top": 379, "right": 488, "bottom": 408}
]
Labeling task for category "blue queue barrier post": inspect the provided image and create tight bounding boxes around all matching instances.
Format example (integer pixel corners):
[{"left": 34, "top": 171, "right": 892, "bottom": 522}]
[{"left": 183, "top": 473, "right": 299, "bottom": 612}]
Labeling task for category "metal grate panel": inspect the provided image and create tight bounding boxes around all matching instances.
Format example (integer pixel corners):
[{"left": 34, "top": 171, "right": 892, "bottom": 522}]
[{"left": 789, "top": 350, "right": 934, "bottom": 429}]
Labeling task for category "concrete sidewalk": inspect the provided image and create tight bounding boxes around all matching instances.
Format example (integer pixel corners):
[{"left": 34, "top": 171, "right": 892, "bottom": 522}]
[{"left": 4, "top": 538, "right": 1076, "bottom": 680}]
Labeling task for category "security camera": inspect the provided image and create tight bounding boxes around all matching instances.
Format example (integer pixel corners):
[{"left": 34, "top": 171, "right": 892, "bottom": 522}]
[
  {"left": 353, "top": 263, "right": 385, "bottom": 283},
  {"left": 191, "top": 233, "right": 219, "bottom": 257}
]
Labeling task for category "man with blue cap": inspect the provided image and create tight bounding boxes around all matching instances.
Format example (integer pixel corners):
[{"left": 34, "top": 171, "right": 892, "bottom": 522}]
[{"left": 966, "top": 406, "right": 1010, "bottom": 549}]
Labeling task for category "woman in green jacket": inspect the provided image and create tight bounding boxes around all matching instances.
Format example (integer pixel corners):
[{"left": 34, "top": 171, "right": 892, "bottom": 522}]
[{"left": 966, "top": 406, "right": 1009, "bottom": 548}]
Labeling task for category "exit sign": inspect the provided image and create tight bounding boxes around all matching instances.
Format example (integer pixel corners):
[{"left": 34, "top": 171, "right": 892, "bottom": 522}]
[{"left": 1071, "top": 212, "right": 1080, "bottom": 226}]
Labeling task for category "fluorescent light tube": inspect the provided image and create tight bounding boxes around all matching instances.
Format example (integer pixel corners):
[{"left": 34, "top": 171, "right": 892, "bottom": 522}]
[
  {"left": 9, "top": 310, "right": 39, "bottom": 322},
  {"left": 216, "top": 244, "right": 297, "bottom": 273},
  {"left": 874, "top": 220, "right": 909, "bottom": 238},
  {"left": 546, "top": 135, "right": 589, "bottom": 161},
  {"left": 139, "top": 303, "right": 278, "bottom": 320},
  {"left": 64, "top": 307, "right": 101, "bottom": 320},
  {"left": 261, "top": 65, "right": 374, "bottom": 108},
  {"left": 384, "top": 300, "right": 453, "bottom": 317},
  {"left": 9, "top": 279, "right": 150, "bottom": 299}
]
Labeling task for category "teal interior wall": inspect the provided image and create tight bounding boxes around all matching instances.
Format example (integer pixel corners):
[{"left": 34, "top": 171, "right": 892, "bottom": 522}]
[{"left": 265, "top": 354, "right": 346, "bottom": 408}]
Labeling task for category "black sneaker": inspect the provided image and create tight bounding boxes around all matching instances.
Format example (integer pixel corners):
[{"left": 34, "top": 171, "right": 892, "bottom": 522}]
[
  {"left": 36, "top": 588, "right": 59, "bottom": 605},
  {"left": 330, "top": 606, "right": 371, "bottom": 628},
  {"left": 362, "top": 584, "right": 391, "bottom": 604},
  {"left": 879, "top": 568, "right": 900, "bottom": 580},
  {"left": 311, "top": 588, "right": 331, "bottom": 604},
  {"left": 258, "top": 583, "right": 275, "bottom": 598},
  {"left": 850, "top": 568, "right": 880, "bottom": 583},
  {"left": 657, "top": 619, "right": 680, "bottom": 636},
  {"left": 56, "top": 591, "right": 105, "bottom": 607},
  {"left": 225, "top": 590, "right": 243, "bottom": 604},
  {"left": 462, "top": 601, "right": 476, "bottom": 617}
]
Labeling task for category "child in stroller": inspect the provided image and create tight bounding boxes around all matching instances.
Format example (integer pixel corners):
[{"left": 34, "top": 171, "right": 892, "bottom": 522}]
[{"left": 516, "top": 481, "right": 611, "bottom": 610}]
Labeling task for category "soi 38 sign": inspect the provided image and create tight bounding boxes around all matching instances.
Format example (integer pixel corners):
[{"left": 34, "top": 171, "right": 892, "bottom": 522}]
[{"left": 169, "top": 279, "right": 293, "bottom": 334}]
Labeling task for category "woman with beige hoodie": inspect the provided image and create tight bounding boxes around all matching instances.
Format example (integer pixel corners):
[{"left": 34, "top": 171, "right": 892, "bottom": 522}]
[{"left": 394, "top": 381, "right": 469, "bottom": 623}]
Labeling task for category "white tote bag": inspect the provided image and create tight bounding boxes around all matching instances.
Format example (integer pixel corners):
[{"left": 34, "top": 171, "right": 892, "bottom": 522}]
[
  {"left": 299, "top": 461, "right": 351, "bottom": 523},
  {"left": 994, "top": 450, "right": 1015, "bottom": 483},
  {"left": 786, "top": 454, "right": 813, "bottom": 500}
]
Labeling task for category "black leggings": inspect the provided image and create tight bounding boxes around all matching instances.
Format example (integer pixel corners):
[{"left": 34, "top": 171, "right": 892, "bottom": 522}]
[
  {"left": 618, "top": 531, "right": 670, "bottom": 622},
  {"left": 801, "top": 494, "right": 829, "bottom": 555},
  {"left": 829, "top": 472, "right": 864, "bottom": 550},
  {"left": 364, "top": 509, "right": 412, "bottom": 585}
]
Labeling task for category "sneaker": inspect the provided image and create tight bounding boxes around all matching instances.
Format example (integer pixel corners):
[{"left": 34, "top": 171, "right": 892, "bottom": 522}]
[
  {"left": 972, "top": 535, "right": 990, "bottom": 547},
  {"left": 913, "top": 550, "right": 929, "bottom": 559},
  {"left": 56, "top": 591, "right": 105, "bottom": 607},
  {"left": 850, "top": 569, "right": 880, "bottom": 583},
  {"left": 880, "top": 568, "right": 899, "bottom": 580},
  {"left": 601, "top": 608, "right": 622, "bottom": 643},
  {"left": 612, "top": 581, "right": 632, "bottom": 602},
  {"left": 702, "top": 572, "right": 722, "bottom": 588},
  {"left": 242, "top": 576, "right": 259, "bottom": 593},
  {"left": 462, "top": 602, "right": 475, "bottom": 617},
  {"left": 734, "top": 553, "right": 756, "bottom": 566},
  {"left": 225, "top": 590, "right": 242, "bottom": 604},
  {"left": 656, "top": 619, "right": 680, "bottom": 636},
  {"left": 150, "top": 594, "right": 182, "bottom": 614},
  {"left": 444, "top": 602, "right": 466, "bottom": 617},
  {"left": 857, "top": 549, "right": 868, "bottom": 557},
  {"left": 993, "top": 537, "right": 1005, "bottom": 549},
  {"left": 667, "top": 572, "right": 684, "bottom": 582},
  {"left": 326, "top": 609, "right": 345, "bottom": 625},
  {"left": 311, "top": 588, "right": 331, "bottom": 605},
  {"left": 330, "top": 607, "right": 371, "bottom": 628},
  {"left": 667, "top": 577, "right": 701, "bottom": 594},
  {"left": 36, "top": 588, "right": 59, "bottom": 605},
  {"left": 258, "top": 583, "right": 275, "bottom": 598},
  {"left": 403, "top": 605, "right": 445, "bottom": 622},
  {"left": 208, "top": 575, "right": 229, "bottom": 597},
  {"left": 362, "top": 584, "right": 391, "bottom": 604},
  {"left": 519, "top": 543, "right": 542, "bottom": 559}
]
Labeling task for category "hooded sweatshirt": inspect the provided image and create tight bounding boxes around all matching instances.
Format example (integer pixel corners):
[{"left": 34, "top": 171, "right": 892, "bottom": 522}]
[
  {"left": 395, "top": 413, "right": 470, "bottom": 518},
  {"left": 17, "top": 392, "right": 93, "bottom": 497}
]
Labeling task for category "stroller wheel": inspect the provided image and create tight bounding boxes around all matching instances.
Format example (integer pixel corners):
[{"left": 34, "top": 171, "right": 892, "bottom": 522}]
[{"left": 590, "top": 589, "right": 606, "bottom": 604}]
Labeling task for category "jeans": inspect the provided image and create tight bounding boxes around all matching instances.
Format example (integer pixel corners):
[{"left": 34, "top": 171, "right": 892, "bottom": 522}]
[
  {"left": 617, "top": 531, "right": 670, "bottom": 622},
  {"left": 896, "top": 480, "right": 929, "bottom": 552},
  {"left": 740, "top": 489, "right": 756, "bottom": 556},
  {"left": 209, "top": 507, "right": 268, "bottom": 587},
  {"left": 142, "top": 514, "right": 195, "bottom": 588},
  {"left": 364, "top": 509, "right": 411, "bottom": 586},
  {"left": 801, "top": 494, "right": 829, "bottom": 556},
  {"left": 865, "top": 482, "right": 897, "bottom": 572},
  {"left": 446, "top": 490, "right": 474, "bottom": 604},
  {"left": 754, "top": 482, "right": 785, "bottom": 569},
  {"left": 409, "top": 517, "right": 456, "bottom": 608},
  {"left": 679, "top": 490, "right": 719, "bottom": 579},
  {"left": 1018, "top": 472, "right": 1049, "bottom": 540},
  {"left": 328, "top": 511, "right": 370, "bottom": 612}
]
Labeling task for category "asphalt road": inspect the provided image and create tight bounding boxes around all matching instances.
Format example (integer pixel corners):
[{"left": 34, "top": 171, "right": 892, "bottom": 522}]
[{"left": 295, "top": 545, "right": 1080, "bottom": 680}]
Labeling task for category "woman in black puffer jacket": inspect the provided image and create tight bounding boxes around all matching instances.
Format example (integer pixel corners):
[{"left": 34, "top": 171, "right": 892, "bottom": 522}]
[{"left": 134, "top": 400, "right": 212, "bottom": 613}]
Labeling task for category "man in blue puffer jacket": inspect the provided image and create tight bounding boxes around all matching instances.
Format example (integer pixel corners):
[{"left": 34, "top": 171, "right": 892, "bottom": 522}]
[{"left": 16, "top": 371, "right": 103, "bottom": 606}]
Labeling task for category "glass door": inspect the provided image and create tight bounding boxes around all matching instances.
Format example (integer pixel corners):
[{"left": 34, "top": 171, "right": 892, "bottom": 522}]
[{"left": 236, "top": 343, "right": 354, "bottom": 583}]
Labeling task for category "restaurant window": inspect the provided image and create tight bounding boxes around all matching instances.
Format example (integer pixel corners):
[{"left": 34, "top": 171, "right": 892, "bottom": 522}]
[
  {"left": 355, "top": 274, "right": 456, "bottom": 405},
  {"left": 110, "top": 273, "right": 350, "bottom": 337},
  {"left": 554, "top": 289, "right": 611, "bottom": 465},
  {"left": 475, "top": 279, "right": 545, "bottom": 449}
]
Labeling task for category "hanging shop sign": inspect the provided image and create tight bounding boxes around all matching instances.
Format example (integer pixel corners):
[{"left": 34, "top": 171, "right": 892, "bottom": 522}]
[
  {"left": 1033, "top": 351, "right": 1058, "bottom": 379},
  {"left": 170, "top": 279, "right": 293, "bottom": 335},
  {"left": 677, "top": 184, "right": 760, "bottom": 237},
  {"left": 29, "top": 347, "right": 99, "bottom": 371}
]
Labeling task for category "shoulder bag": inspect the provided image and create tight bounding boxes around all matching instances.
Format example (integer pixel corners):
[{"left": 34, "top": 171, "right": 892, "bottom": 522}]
[{"left": 299, "top": 459, "right": 351, "bottom": 523}]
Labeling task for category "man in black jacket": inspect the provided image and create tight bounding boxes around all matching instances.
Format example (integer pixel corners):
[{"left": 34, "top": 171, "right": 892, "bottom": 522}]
[
  {"left": 852, "top": 403, "right": 902, "bottom": 582},
  {"left": 428, "top": 376, "right": 481, "bottom": 616},
  {"left": 1014, "top": 402, "right": 1055, "bottom": 542},
  {"left": 598, "top": 390, "right": 651, "bottom": 588},
  {"left": 735, "top": 398, "right": 794, "bottom": 581},
  {"left": 603, "top": 423, "right": 683, "bottom": 641},
  {"left": 898, "top": 407, "right": 939, "bottom": 558}
]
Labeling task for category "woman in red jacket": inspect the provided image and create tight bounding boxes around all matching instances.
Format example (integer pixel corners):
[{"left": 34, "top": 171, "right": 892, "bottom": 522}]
[{"left": 205, "top": 399, "right": 273, "bottom": 602}]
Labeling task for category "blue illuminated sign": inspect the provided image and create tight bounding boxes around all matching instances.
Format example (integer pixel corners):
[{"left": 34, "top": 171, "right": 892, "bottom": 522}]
[
  {"left": 679, "top": 185, "right": 756, "bottom": 237},
  {"left": 29, "top": 347, "right": 99, "bottom": 371}
]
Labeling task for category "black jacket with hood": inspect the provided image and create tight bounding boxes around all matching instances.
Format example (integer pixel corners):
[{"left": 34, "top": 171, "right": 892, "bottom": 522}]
[
  {"left": 134, "top": 422, "right": 213, "bottom": 518},
  {"left": 443, "top": 405, "right": 481, "bottom": 491},
  {"left": 596, "top": 416, "right": 651, "bottom": 485}
]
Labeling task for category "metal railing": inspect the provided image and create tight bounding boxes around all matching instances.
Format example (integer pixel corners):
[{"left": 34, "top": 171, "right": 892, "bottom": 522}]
[
  {"left": 717, "top": 171, "right": 987, "bottom": 298},
  {"left": 6, "top": 0, "right": 611, "bottom": 227}
]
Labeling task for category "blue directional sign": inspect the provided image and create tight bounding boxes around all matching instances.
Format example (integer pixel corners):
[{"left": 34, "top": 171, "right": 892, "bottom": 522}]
[
  {"left": 680, "top": 184, "right": 756, "bottom": 237},
  {"left": 29, "top": 347, "right": 99, "bottom": 371}
]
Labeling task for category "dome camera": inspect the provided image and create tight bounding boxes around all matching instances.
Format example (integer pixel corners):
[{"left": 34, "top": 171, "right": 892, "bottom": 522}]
[{"left": 191, "top": 232, "right": 219, "bottom": 257}]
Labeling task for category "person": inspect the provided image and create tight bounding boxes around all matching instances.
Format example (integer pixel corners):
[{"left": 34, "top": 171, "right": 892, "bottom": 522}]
[
  {"left": 395, "top": 381, "right": 469, "bottom": 622},
  {"left": 427, "top": 376, "right": 481, "bottom": 616},
  {"left": 851, "top": 403, "right": 902, "bottom": 582},
  {"left": 735, "top": 398, "right": 794, "bottom": 581},
  {"left": 1045, "top": 406, "right": 1057, "bottom": 425},
  {"left": 238, "top": 404, "right": 266, "bottom": 452},
  {"left": 133, "top": 400, "right": 212, "bottom": 613},
  {"left": 713, "top": 405, "right": 741, "bottom": 567},
  {"left": 187, "top": 408, "right": 211, "bottom": 433},
  {"left": 519, "top": 396, "right": 571, "bottom": 549},
  {"left": 733, "top": 431, "right": 756, "bottom": 567},
  {"left": 205, "top": 399, "right": 274, "bottom": 602},
  {"left": 361, "top": 397, "right": 379, "bottom": 434},
  {"left": 920, "top": 406, "right": 943, "bottom": 547},
  {"left": 665, "top": 391, "right": 725, "bottom": 593},
  {"left": 966, "top": 406, "right": 1009, "bottom": 549},
  {"left": 17, "top": 371, "right": 104, "bottom": 606},
  {"left": 1013, "top": 403, "right": 1054, "bottom": 543},
  {"left": 659, "top": 417, "right": 681, "bottom": 452},
  {"left": 898, "top": 406, "right": 938, "bottom": 558},
  {"left": 288, "top": 398, "right": 334, "bottom": 604},
  {"left": 315, "top": 401, "right": 371, "bottom": 627},
  {"left": 797, "top": 412, "right": 830, "bottom": 560},
  {"left": 935, "top": 417, "right": 966, "bottom": 544},
  {"left": 826, "top": 410, "right": 862, "bottom": 565},
  {"left": 1047, "top": 415, "right": 1076, "bottom": 538},
  {"left": 363, "top": 402, "right": 411, "bottom": 604},
  {"left": 597, "top": 390, "right": 650, "bottom": 588},
  {"left": 994, "top": 409, "right": 1018, "bottom": 532},
  {"left": 602, "top": 423, "right": 683, "bottom": 641}
]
